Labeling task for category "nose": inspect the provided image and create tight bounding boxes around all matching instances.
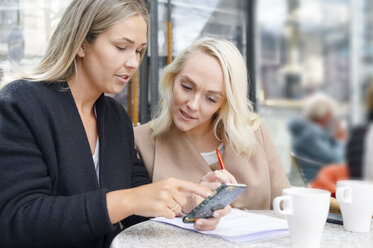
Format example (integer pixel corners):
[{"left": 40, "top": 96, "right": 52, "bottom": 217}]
[
  {"left": 186, "top": 94, "right": 200, "bottom": 111},
  {"left": 124, "top": 50, "right": 140, "bottom": 70}
]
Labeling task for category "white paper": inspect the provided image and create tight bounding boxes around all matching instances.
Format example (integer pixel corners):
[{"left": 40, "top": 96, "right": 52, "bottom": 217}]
[{"left": 151, "top": 208, "right": 289, "bottom": 243}]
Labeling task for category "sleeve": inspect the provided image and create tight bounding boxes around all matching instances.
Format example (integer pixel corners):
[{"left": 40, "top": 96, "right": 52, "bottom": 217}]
[
  {"left": 130, "top": 152, "right": 151, "bottom": 187},
  {"left": 119, "top": 152, "right": 150, "bottom": 230},
  {"left": 134, "top": 125, "right": 156, "bottom": 179},
  {"left": 259, "top": 123, "right": 291, "bottom": 207},
  {"left": 311, "top": 137, "right": 344, "bottom": 163},
  {"left": 119, "top": 109, "right": 151, "bottom": 229},
  {"left": 123, "top": 115, "right": 151, "bottom": 188},
  {"left": 0, "top": 91, "right": 115, "bottom": 247}
]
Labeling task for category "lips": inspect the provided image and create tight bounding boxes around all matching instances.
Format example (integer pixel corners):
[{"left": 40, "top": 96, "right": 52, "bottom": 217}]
[
  {"left": 116, "top": 74, "right": 129, "bottom": 80},
  {"left": 115, "top": 74, "right": 130, "bottom": 84},
  {"left": 180, "top": 110, "right": 196, "bottom": 119}
]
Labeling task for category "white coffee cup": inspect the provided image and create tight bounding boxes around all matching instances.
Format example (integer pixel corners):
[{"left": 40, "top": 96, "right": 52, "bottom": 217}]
[
  {"left": 336, "top": 180, "right": 373, "bottom": 232},
  {"left": 273, "top": 187, "right": 330, "bottom": 248}
]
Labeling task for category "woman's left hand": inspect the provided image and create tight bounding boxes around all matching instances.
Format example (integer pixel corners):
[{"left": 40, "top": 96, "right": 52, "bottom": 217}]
[
  {"left": 180, "top": 169, "right": 237, "bottom": 230},
  {"left": 182, "top": 169, "right": 237, "bottom": 213},
  {"left": 193, "top": 205, "right": 231, "bottom": 231}
]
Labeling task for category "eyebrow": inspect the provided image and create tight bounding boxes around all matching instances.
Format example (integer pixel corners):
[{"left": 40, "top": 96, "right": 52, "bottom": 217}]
[
  {"left": 119, "top": 37, "right": 147, "bottom": 47},
  {"left": 181, "top": 75, "right": 224, "bottom": 96}
]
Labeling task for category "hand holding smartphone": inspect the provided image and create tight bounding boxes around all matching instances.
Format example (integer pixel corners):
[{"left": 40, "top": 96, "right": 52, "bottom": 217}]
[{"left": 182, "top": 183, "right": 247, "bottom": 223}]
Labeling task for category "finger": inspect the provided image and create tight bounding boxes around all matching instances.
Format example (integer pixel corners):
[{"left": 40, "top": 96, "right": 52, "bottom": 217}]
[
  {"left": 211, "top": 170, "right": 230, "bottom": 184},
  {"left": 167, "top": 195, "right": 185, "bottom": 215},
  {"left": 204, "top": 182, "right": 221, "bottom": 191},
  {"left": 194, "top": 217, "right": 220, "bottom": 231},
  {"left": 201, "top": 170, "right": 223, "bottom": 183},
  {"left": 164, "top": 209, "right": 176, "bottom": 219},
  {"left": 176, "top": 180, "right": 212, "bottom": 199},
  {"left": 174, "top": 205, "right": 184, "bottom": 217},
  {"left": 170, "top": 203, "right": 183, "bottom": 216},
  {"left": 192, "top": 193, "right": 204, "bottom": 207},
  {"left": 169, "top": 188, "right": 188, "bottom": 207},
  {"left": 200, "top": 171, "right": 214, "bottom": 183},
  {"left": 194, "top": 206, "right": 232, "bottom": 230},
  {"left": 220, "top": 169, "right": 237, "bottom": 184},
  {"left": 213, "top": 205, "right": 231, "bottom": 218},
  {"left": 168, "top": 201, "right": 179, "bottom": 211},
  {"left": 152, "top": 202, "right": 176, "bottom": 219},
  {"left": 201, "top": 171, "right": 227, "bottom": 184}
]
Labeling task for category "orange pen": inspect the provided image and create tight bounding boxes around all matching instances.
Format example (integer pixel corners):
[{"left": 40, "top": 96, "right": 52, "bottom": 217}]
[{"left": 216, "top": 148, "right": 226, "bottom": 170}]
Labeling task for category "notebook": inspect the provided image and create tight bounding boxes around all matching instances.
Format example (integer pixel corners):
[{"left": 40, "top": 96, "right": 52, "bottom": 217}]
[{"left": 152, "top": 208, "right": 289, "bottom": 243}]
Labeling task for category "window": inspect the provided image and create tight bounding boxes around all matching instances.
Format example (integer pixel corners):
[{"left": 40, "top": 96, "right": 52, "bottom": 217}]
[{"left": 0, "top": 0, "right": 71, "bottom": 86}]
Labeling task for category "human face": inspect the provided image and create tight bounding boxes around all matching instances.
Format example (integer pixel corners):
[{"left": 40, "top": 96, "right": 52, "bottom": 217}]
[
  {"left": 172, "top": 51, "right": 225, "bottom": 137},
  {"left": 314, "top": 111, "right": 332, "bottom": 128},
  {"left": 76, "top": 15, "right": 147, "bottom": 95}
]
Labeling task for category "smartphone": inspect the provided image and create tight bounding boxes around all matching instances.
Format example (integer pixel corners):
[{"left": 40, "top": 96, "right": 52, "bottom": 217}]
[{"left": 182, "top": 183, "right": 247, "bottom": 223}]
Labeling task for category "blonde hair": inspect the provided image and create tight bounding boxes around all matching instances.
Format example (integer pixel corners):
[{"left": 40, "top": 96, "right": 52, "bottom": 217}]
[
  {"left": 302, "top": 92, "right": 336, "bottom": 120},
  {"left": 151, "top": 37, "right": 258, "bottom": 157},
  {"left": 23, "top": 0, "right": 148, "bottom": 82}
]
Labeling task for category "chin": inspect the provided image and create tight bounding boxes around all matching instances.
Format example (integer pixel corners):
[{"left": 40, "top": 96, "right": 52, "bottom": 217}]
[
  {"left": 174, "top": 120, "right": 193, "bottom": 132},
  {"left": 108, "top": 86, "right": 125, "bottom": 95}
]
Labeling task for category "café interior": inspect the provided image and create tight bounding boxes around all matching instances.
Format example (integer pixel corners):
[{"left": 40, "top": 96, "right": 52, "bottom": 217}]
[{"left": 1, "top": 0, "right": 373, "bottom": 247}]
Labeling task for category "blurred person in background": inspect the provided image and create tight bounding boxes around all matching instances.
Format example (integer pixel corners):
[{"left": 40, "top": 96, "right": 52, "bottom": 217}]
[
  {"left": 310, "top": 81, "right": 373, "bottom": 195},
  {"left": 288, "top": 92, "right": 347, "bottom": 183}
]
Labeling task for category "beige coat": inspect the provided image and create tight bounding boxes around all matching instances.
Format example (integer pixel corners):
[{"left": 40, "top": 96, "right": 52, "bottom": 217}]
[{"left": 134, "top": 121, "right": 290, "bottom": 210}]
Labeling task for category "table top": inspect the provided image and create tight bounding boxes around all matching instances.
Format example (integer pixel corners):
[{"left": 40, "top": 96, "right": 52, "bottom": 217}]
[{"left": 110, "top": 210, "right": 373, "bottom": 248}]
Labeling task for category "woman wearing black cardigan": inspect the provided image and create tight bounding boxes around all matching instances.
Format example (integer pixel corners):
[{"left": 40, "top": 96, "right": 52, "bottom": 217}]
[{"left": 0, "top": 1, "right": 228, "bottom": 247}]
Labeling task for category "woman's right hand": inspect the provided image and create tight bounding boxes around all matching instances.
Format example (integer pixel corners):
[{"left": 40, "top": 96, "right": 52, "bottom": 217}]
[
  {"left": 199, "top": 169, "right": 237, "bottom": 191},
  {"left": 333, "top": 120, "right": 347, "bottom": 141},
  {"left": 106, "top": 178, "right": 212, "bottom": 224}
]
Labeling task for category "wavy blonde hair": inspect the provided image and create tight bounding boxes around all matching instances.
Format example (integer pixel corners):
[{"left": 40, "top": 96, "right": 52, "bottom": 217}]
[
  {"left": 22, "top": 0, "right": 148, "bottom": 82},
  {"left": 151, "top": 37, "right": 259, "bottom": 157}
]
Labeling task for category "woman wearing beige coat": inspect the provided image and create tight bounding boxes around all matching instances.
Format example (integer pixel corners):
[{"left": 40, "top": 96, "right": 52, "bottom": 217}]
[{"left": 135, "top": 38, "right": 290, "bottom": 210}]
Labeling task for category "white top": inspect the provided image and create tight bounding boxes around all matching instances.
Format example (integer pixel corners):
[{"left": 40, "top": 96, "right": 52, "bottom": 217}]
[
  {"left": 92, "top": 106, "right": 100, "bottom": 182},
  {"left": 200, "top": 143, "right": 225, "bottom": 166},
  {"left": 92, "top": 136, "right": 100, "bottom": 182},
  {"left": 363, "top": 123, "right": 373, "bottom": 181}
]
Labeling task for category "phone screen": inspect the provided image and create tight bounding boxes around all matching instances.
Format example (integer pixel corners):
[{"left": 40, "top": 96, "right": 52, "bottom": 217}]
[{"left": 182, "top": 183, "right": 247, "bottom": 223}]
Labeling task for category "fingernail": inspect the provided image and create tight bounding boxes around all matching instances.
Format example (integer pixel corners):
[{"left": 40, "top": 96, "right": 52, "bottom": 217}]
[{"left": 213, "top": 212, "right": 220, "bottom": 218}]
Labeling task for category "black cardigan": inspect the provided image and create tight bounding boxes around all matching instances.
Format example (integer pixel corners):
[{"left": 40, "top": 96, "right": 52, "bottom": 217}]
[
  {"left": 0, "top": 80, "right": 150, "bottom": 248},
  {"left": 346, "top": 111, "right": 373, "bottom": 179},
  {"left": 347, "top": 125, "right": 366, "bottom": 178}
]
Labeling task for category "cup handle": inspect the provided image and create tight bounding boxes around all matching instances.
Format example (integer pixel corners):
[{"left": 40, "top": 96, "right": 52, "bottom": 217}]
[
  {"left": 336, "top": 186, "right": 352, "bottom": 204},
  {"left": 273, "top": 195, "right": 293, "bottom": 215}
]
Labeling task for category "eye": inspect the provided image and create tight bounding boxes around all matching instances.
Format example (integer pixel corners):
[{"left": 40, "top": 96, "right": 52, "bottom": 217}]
[
  {"left": 207, "top": 96, "right": 217, "bottom": 103},
  {"left": 136, "top": 49, "right": 143, "bottom": 55},
  {"left": 181, "top": 83, "right": 192, "bottom": 91},
  {"left": 116, "top": 46, "right": 126, "bottom": 51}
]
